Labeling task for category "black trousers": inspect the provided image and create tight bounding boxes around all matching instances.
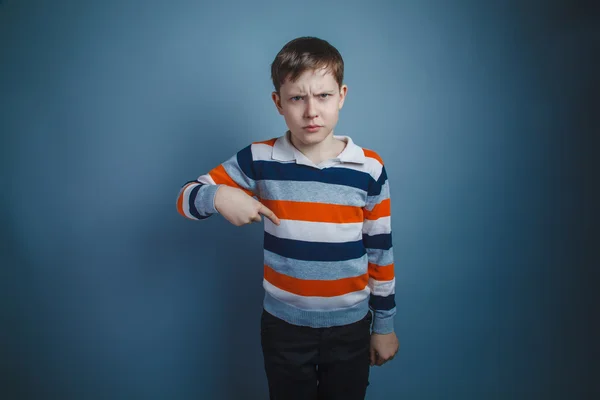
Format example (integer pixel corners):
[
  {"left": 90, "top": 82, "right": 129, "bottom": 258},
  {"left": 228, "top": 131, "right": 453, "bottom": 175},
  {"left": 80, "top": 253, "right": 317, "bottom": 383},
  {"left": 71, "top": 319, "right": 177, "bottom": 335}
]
[{"left": 260, "top": 309, "right": 372, "bottom": 400}]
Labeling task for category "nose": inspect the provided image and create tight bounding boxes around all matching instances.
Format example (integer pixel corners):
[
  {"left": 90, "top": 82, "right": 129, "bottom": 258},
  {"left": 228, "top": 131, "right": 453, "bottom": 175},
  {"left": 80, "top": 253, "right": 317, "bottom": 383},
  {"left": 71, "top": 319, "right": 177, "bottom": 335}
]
[{"left": 304, "top": 97, "right": 318, "bottom": 119}]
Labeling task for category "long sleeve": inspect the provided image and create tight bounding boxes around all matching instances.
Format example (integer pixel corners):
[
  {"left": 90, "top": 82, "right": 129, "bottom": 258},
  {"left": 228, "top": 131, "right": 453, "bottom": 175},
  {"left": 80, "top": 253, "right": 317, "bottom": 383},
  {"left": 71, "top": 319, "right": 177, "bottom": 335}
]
[
  {"left": 176, "top": 145, "right": 257, "bottom": 220},
  {"left": 363, "top": 164, "right": 396, "bottom": 334}
]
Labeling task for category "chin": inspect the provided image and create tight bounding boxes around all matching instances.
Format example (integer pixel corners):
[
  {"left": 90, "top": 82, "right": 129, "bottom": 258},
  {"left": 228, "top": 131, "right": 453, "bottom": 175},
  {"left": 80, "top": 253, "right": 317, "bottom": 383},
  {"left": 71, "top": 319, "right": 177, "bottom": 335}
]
[{"left": 291, "top": 129, "right": 331, "bottom": 145}]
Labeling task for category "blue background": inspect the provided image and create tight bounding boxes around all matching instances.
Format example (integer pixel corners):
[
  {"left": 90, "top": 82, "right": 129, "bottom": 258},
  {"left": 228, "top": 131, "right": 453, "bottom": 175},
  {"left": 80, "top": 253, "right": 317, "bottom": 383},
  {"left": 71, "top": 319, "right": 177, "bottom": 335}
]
[{"left": 1, "top": 1, "right": 597, "bottom": 399}]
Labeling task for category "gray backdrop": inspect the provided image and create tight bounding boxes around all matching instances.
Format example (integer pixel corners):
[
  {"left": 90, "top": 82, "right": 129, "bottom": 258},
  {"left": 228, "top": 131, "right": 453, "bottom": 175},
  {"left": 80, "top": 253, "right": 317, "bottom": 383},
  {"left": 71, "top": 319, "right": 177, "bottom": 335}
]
[{"left": 1, "top": 0, "right": 597, "bottom": 399}]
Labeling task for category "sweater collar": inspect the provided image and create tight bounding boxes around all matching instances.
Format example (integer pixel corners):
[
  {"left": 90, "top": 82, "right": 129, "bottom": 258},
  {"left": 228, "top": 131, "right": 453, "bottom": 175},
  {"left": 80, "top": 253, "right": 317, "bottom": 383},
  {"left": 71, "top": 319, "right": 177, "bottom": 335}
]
[{"left": 272, "top": 131, "right": 366, "bottom": 165}]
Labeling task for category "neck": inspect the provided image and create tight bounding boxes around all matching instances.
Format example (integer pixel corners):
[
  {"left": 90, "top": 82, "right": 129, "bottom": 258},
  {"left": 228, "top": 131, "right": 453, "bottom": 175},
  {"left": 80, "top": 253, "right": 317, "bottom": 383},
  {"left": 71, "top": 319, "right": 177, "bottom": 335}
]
[{"left": 289, "top": 131, "right": 346, "bottom": 164}]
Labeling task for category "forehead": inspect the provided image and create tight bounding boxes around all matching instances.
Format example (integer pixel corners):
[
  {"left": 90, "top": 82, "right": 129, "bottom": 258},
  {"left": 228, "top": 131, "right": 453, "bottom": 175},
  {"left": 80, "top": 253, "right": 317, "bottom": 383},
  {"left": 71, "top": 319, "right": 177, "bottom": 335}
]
[{"left": 281, "top": 68, "right": 338, "bottom": 92}]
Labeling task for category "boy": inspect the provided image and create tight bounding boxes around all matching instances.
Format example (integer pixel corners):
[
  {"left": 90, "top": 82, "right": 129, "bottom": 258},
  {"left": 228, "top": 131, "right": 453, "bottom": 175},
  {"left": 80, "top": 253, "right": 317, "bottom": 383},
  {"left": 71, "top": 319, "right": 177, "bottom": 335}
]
[{"left": 177, "top": 37, "right": 398, "bottom": 399}]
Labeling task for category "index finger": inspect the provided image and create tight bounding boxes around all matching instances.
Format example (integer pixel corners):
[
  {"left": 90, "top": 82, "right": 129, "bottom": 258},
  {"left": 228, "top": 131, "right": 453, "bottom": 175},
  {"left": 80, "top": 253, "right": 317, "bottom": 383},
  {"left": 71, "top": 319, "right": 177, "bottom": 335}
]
[{"left": 258, "top": 204, "right": 280, "bottom": 226}]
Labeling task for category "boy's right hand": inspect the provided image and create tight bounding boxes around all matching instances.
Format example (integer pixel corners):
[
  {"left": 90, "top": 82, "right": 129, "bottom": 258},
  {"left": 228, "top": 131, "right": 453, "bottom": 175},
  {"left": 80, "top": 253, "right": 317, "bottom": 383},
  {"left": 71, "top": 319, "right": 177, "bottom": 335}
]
[{"left": 214, "top": 185, "right": 280, "bottom": 227}]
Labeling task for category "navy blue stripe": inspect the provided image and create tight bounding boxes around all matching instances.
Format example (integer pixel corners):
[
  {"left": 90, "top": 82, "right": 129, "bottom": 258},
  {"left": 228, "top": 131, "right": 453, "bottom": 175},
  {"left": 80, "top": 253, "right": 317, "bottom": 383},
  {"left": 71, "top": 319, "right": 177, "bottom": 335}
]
[
  {"left": 237, "top": 145, "right": 256, "bottom": 180},
  {"left": 368, "top": 166, "right": 388, "bottom": 196},
  {"left": 363, "top": 233, "right": 392, "bottom": 250},
  {"left": 188, "top": 184, "right": 210, "bottom": 220},
  {"left": 369, "top": 294, "right": 396, "bottom": 310},
  {"left": 264, "top": 232, "right": 366, "bottom": 261},
  {"left": 253, "top": 161, "right": 371, "bottom": 191}
]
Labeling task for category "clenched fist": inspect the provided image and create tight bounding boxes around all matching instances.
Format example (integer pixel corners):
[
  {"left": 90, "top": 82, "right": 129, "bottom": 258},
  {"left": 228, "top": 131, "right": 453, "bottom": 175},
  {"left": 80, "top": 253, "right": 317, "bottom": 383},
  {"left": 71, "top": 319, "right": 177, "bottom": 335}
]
[
  {"left": 214, "top": 185, "right": 280, "bottom": 227},
  {"left": 370, "top": 332, "right": 399, "bottom": 366}
]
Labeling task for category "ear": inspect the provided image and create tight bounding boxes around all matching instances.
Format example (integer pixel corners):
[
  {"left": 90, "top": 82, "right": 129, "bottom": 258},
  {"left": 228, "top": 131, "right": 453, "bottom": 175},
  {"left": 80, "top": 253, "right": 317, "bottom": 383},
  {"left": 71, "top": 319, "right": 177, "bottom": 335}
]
[
  {"left": 272, "top": 91, "right": 284, "bottom": 115},
  {"left": 338, "top": 84, "right": 348, "bottom": 110}
]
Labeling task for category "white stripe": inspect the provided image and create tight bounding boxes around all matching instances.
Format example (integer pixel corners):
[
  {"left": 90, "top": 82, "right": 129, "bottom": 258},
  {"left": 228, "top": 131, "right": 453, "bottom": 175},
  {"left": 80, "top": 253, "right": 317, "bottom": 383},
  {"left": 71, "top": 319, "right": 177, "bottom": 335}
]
[
  {"left": 197, "top": 174, "right": 216, "bottom": 185},
  {"left": 369, "top": 277, "right": 395, "bottom": 296},
  {"left": 263, "top": 279, "right": 370, "bottom": 310},
  {"left": 362, "top": 216, "right": 391, "bottom": 236},
  {"left": 331, "top": 157, "right": 383, "bottom": 181},
  {"left": 264, "top": 219, "right": 363, "bottom": 243},
  {"left": 180, "top": 185, "right": 192, "bottom": 218},
  {"left": 362, "top": 154, "right": 385, "bottom": 180},
  {"left": 251, "top": 143, "right": 275, "bottom": 161}
]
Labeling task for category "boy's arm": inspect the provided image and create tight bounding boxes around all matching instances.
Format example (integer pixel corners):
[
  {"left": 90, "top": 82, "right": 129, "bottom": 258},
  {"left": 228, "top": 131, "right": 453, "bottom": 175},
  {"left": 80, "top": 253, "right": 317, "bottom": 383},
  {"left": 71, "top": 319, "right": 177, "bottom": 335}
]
[
  {"left": 176, "top": 145, "right": 256, "bottom": 220},
  {"left": 363, "top": 163, "right": 396, "bottom": 335}
]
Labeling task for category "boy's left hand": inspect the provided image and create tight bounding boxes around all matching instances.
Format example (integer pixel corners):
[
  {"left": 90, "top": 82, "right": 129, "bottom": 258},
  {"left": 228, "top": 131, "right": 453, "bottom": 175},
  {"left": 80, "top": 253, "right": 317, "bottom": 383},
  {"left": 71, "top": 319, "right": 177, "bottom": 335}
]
[{"left": 370, "top": 332, "right": 399, "bottom": 366}]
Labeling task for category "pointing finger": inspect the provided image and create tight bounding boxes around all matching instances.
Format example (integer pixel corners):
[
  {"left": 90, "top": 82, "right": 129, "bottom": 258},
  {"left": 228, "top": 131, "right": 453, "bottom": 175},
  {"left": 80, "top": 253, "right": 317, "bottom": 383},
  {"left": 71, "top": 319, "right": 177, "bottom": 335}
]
[{"left": 258, "top": 204, "right": 280, "bottom": 226}]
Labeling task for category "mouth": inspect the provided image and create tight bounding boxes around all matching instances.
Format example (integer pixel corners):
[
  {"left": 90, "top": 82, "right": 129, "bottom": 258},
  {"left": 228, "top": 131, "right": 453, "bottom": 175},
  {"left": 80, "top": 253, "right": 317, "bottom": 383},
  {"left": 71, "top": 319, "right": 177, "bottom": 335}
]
[{"left": 303, "top": 125, "right": 322, "bottom": 131}]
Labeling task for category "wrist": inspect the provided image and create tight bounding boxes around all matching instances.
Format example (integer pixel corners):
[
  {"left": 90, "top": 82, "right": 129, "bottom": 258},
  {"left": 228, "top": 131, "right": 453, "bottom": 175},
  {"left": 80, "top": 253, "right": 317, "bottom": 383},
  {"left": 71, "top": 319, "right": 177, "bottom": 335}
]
[
  {"left": 202, "top": 184, "right": 222, "bottom": 215},
  {"left": 213, "top": 185, "right": 223, "bottom": 213}
]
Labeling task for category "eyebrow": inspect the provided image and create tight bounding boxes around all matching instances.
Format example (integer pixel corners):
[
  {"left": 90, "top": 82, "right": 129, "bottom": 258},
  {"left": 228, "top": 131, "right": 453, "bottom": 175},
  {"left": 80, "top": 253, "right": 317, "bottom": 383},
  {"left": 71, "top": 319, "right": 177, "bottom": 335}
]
[{"left": 288, "top": 90, "right": 336, "bottom": 96}]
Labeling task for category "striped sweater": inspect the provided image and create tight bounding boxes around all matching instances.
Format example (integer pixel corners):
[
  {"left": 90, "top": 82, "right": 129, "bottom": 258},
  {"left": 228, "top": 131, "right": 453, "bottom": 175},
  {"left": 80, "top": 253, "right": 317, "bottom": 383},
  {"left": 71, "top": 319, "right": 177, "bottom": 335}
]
[{"left": 177, "top": 132, "right": 396, "bottom": 334}]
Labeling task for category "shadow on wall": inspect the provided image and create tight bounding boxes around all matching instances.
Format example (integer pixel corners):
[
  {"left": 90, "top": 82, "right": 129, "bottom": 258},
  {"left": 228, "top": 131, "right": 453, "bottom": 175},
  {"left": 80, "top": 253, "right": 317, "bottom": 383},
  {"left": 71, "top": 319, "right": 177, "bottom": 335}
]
[{"left": 136, "top": 117, "right": 272, "bottom": 398}]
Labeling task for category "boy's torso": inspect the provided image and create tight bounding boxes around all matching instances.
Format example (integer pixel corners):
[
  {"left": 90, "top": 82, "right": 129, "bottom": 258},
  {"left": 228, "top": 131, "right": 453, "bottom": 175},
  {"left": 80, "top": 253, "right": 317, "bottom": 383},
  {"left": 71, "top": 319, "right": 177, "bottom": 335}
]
[{"left": 245, "top": 133, "right": 385, "bottom": 328}]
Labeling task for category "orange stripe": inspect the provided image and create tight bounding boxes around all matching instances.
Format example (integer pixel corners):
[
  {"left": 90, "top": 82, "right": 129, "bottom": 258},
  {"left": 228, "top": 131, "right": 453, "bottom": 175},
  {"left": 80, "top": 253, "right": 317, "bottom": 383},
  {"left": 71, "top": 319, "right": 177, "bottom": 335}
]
[
  {"left": 363, "top": 149, "right": 384, "bottom": 165},
  {"left": 254, "top": 138, "right": 278, "bottom": 146},
  {"left": 260, "top": 199, "right": 363, "bottom": 223},
  {"left": 368, "top": 262, "right": 395, "bottom": 281},
  {"left": 264, "top": 265, "right": 368, "bottom": 297},
  {"left": 177, "top": 182, "right": 198, "bottom": 219},
  {"left": 209, "top": 165, "right": 254, "bottom": 196},
  {"left": 364, "top": 199, "right": 391, "bottom": 220}
]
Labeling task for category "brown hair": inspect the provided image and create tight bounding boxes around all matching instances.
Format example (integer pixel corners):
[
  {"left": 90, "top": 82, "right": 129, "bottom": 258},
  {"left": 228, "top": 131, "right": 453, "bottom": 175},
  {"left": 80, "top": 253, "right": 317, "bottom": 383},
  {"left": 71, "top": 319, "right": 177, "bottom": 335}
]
[{"left": 271, "top": 37, "right": 344, "bottom": 93}]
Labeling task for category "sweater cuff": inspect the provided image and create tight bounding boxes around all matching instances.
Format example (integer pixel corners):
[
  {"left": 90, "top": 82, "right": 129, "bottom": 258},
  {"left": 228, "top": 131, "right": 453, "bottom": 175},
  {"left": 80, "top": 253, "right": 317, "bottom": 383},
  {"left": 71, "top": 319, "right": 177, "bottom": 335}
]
[
  {"left": 372, "top": 313, "right": 395, "bottom": 334},
  {"left": 194, "top": 184, "right": 221, "bottom": 216}
]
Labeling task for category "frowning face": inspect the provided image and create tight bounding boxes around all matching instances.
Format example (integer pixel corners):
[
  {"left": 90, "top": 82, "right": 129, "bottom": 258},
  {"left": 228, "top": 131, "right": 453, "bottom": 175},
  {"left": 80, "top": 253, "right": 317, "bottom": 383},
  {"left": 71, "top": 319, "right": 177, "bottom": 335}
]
[{"left": 272, "top": 68, "right": 347, "bottom": 147}]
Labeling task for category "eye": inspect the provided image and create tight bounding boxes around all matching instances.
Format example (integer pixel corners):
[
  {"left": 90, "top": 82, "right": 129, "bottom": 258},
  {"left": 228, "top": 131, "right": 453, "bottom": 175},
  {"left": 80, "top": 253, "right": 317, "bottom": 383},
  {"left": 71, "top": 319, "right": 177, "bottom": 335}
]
[
  {"left": 290, "top": 96, "right": 303, "bottom": 101},
  {"left": 319, "top": 93, "right": 331, "bottom": 99}
]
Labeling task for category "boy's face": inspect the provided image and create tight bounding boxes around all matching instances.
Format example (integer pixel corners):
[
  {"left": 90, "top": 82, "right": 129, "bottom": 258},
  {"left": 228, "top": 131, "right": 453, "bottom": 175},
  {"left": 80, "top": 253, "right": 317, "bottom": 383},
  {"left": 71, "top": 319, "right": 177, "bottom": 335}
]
[{"left": 272, "top": 68, "right": 347, "bottom": 147}]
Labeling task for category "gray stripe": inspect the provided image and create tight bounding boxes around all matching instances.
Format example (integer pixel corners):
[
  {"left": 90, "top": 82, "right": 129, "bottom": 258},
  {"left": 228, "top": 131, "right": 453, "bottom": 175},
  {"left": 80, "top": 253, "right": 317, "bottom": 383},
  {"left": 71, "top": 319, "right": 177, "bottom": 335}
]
[
  {"left": 371, "top": 308, "right": 396, "bottom": 319},
  {"left": 365, "top": 181, "right": 390, "bottom": 210},
  {"left": 194, "top": 184, "right": 220, "bottom": 216},
  {"left": 222, "top": 155, "right": 257, "bottom": 192},
  {"left": 264, "top": 250, "right": 368, "bottom": 280},
  {"left": 257, "top": 180, "right": 366, "bottom": 206},
  {"left": 263, "top": 292, "right": 370, "bottom": 328},
  {"left": 367, "top": 248, "right": 394, "bottom": 266}
]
